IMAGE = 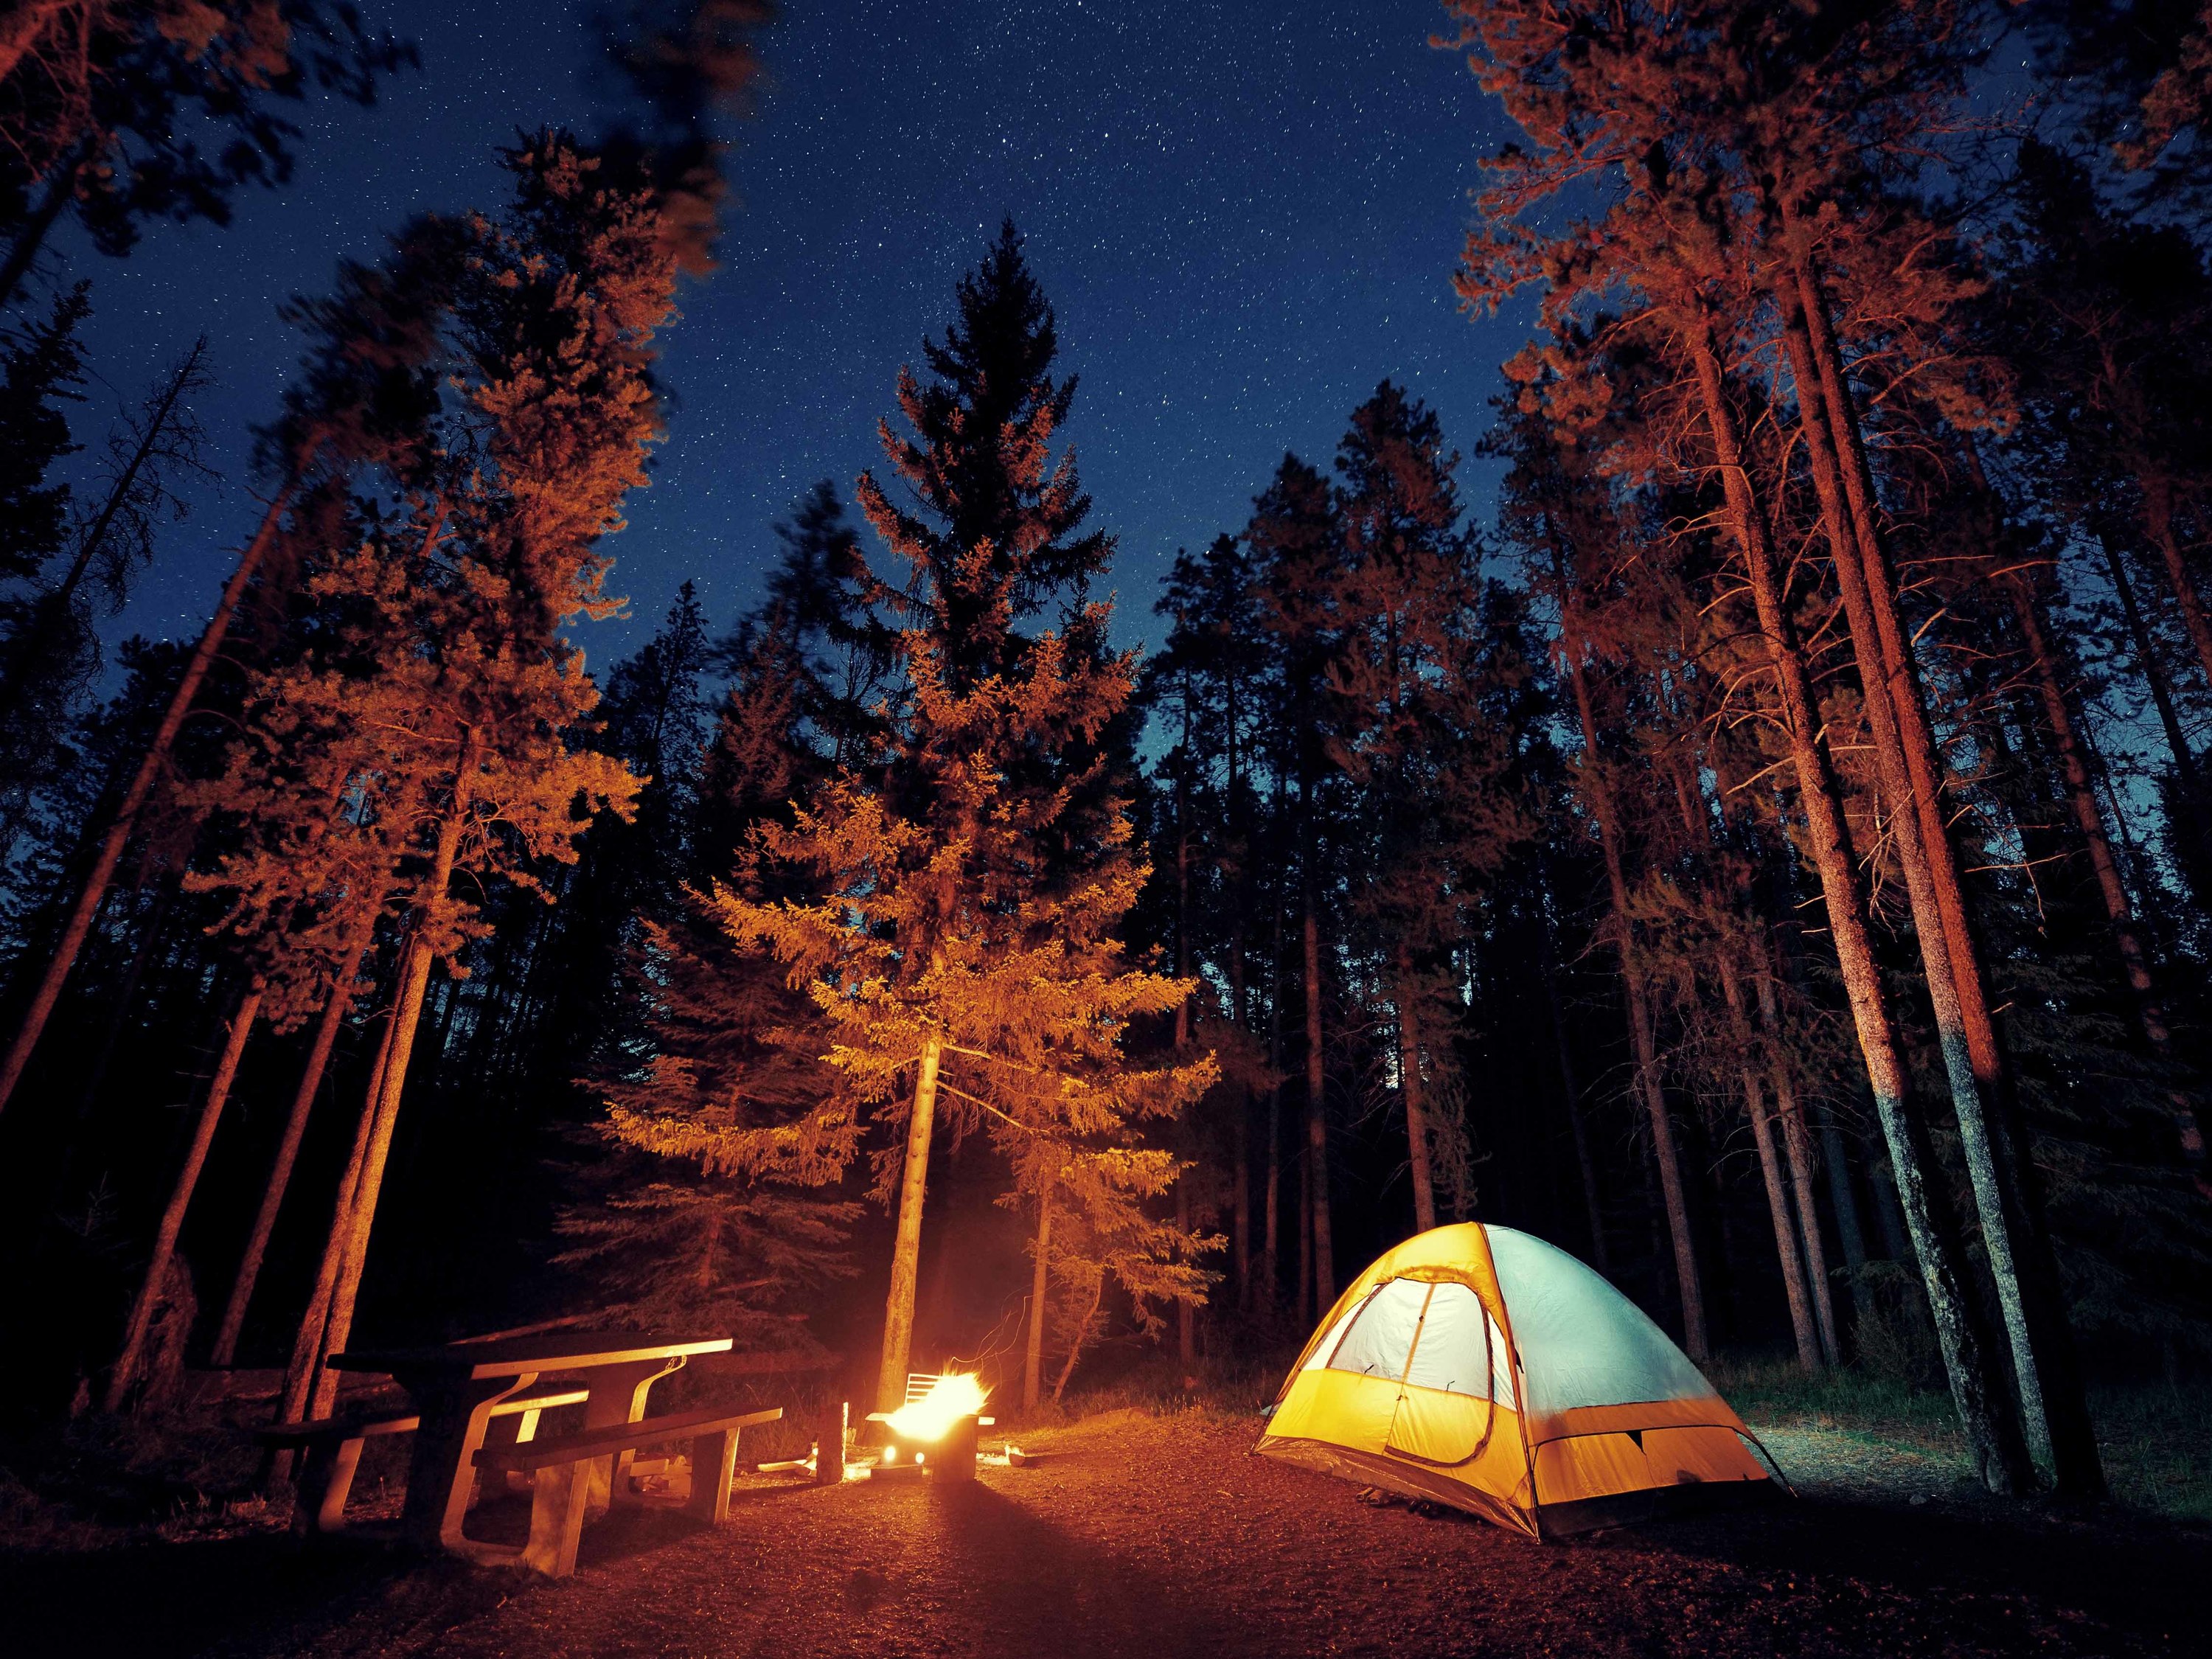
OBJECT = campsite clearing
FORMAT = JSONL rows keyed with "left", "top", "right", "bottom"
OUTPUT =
{"left": 6, "top": 1404, "right": 2203, "bottom": 1658}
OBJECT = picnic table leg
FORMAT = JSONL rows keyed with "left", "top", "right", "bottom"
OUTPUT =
{"left": 580, "top": 1356, "right": 684, "bottom": 1512}
{"left": 477, "top": 1402, "right": 549, "bottom": 1499}
{"left": 292, "top": 1433, "right": 366, "bottom": 1537}
{"left": 686, "top": 1426, "right": 742, "bottom": 1524}
{"left": 522, "top": 1460, "right": 594, "bottom": 1577}
{"left": 394, "top": 1368, "right": 539, "bottom": 1557}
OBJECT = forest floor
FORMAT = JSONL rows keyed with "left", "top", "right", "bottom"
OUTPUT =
{"left": 5, "top": 1401, "right": 2210, "bottom": 1659}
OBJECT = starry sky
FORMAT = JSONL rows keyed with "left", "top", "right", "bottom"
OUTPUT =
{"left": 58, "top": 0, "right": 1528, "bottom": 673}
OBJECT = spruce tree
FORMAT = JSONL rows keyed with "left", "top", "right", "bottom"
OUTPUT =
{"left": 700, "top": 225, "right": 1214, "bottom": 1410}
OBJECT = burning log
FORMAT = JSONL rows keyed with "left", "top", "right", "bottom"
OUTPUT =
{"left": 871, "top": 1372, "right": 990, "bottom": 1481}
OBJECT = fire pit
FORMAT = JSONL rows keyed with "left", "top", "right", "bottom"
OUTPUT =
{"left": 871, "top": 1372, "right": 992, "bottom": 1482}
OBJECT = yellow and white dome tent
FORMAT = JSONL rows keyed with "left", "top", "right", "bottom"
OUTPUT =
{"left": 1256, "top": 1222, "right": 1787, "bottom": 1537}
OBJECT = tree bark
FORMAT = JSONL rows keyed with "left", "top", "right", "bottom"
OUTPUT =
{"left": 2102, "top": 531, "right": 2202, "bottom": 793}
{"left": 2011, "top": 574, "right": 2208, "bottom": 1180}
{"left": 307, "top": 731, "right": 478, "bottom": 1419}
{"left": 1231, "top": 1084, "right": 1252, "bottom": 1310}
{"left": 105, "top": 977, "right": 265, "bottom": 1409}
{"left": 1537, "top": 872, "right": 1609, "bottom": 1273}
{"left": 0, "top": 338, "right": 206, "bottom": 725}
{"left": 1773, "top": 1069, "right": 1840, "bottom": 1366}
{"left": 41, "top": 880, "right": 172, "bottom": 1236}
{"left": 209, "top": 897, "right": 385, "bottom": 1367}
{"left": 1262, "top": 818, "right": 1284, "bottom": 1310}
{"left": 877, "top": 1037, "right": 942, "bottom": 1412}
{"left": 0, "top": 487, "right": 293, "bottom": 1118}
{"left": 1722, "top": 961, "right": 1820, "bottom": 1372}
{"left": 2140, "top": 476, "right": 2212, "bottom": 692}
{"left": 1050, "top": 1273, "right": 1104, "bottom": 1405}
{"left": 1790, "top": 276, "right": 2101, "bottom": 1495}
{"left": 1688, "top": 321, "right": 2029, "bottom": 1492}
{"left": 1783, "top": 302, "right": 2051, "bottom": 1453}
{"left": 1176, "top": 1180, "right": 1195, "bottom": 1369}
{"left": 1394, "top": 948, "right": 1438, "bottom": 1234}
{"left": 1023, "top": 1176, "right": 1051, "bottom": 1413}
{"left": 1561, "top": 610, "right": 1705, "bottom": 1354}
{"left": 274, "top": 995, "right": 397, "bottom": 1452}
{"left": 1301, "top": 898, "right": 1332, "bottom": 1310}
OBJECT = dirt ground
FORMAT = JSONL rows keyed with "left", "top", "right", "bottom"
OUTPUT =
{"left": 7, "top": 1407, "right": 2208, "bottom": 1659}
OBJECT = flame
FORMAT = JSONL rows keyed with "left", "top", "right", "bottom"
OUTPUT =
{"left": 883, "top": 1371, "right": 989, "bottom": 1442}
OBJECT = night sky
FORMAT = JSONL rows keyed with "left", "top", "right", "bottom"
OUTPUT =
{"left": 59, "top": 1, "right": 1524, "bottom": 672}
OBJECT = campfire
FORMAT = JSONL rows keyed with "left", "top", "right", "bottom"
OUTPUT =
{"left": 874, "top": 1372, "right": 992, "bottom": 1480}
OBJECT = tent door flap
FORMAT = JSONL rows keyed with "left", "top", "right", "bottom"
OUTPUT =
{"left": 1382, "top": 1280, "right": 1496, "bottom": 1467}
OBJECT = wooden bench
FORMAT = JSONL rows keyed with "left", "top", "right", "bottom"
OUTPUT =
{"left": 258, "top": 1384, "right": 588, "bottom": 1537}
{"left": 474, "top": 1405, "right": 783, "bottom": 1576}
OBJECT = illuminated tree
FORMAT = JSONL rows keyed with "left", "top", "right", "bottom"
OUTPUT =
{"left": 685, "top": 226, "right": 1214, "bottom": 1412}
{"left": 1444, "top": 0, "right": 2037, "bottom": 1489}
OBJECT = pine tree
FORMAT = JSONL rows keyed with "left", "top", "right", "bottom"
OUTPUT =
{"left": 694, "top": 225, "right": 1216, "bottom": 1411}
{"left": 1328, "top": 382, "right": 1530, "bottom": 1234}
{"left": 1248, "top": 452, "right": 1343, "bottom": 1317}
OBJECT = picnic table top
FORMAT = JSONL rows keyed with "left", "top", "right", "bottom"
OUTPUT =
{"left": 328, "top": 1330, "right": 734, "bottom": 1380}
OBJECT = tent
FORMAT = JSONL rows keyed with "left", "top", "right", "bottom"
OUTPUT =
{"left": 1256, "top": 1222, "right": 1786, "bottom": 1537}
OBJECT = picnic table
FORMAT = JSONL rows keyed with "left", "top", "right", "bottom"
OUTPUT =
{"left": 329, "top": 1329, "right": 733, "bottom": 1563}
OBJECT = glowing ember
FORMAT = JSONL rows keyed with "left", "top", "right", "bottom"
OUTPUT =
{"left": 883, "top": 1371, "right": 989, "bottom": 1443}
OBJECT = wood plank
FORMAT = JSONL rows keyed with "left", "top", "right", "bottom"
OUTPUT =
{"left": 330, "top": 1330, "right": 733, "bottom": 1377}
{"left": 254, "top": 1412, "right": 418, "bottom": 1445}
{"left": 475, "top": 1405, "right": 782, "bottom": 1473}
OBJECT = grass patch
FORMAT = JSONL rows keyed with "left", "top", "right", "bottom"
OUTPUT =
{"left": 1705, "top": 1353, "right": 1966, "bottom": 1456}
{"left": 2093, "top": 1380, "right": 2212, "bottom": 1524}
{"left": 0, "top": 1400, "right": 278, "bottom": 1551}
{"left": 998, "top": 1347, "right": 1297, "bottom": 1436}
{"left": 1706, "top": 1352, "right": 2212, "bottom": 1524}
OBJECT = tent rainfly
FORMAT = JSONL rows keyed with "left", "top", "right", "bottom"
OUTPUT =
{"left": 1256, "top": 1223, "right": 1787, "bottom": 1537}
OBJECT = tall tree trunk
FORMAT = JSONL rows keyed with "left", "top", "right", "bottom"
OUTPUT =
{"left": 1295, "top": 1147, "right": 1312, "bottom": 1322}
{"left": 2011, "top": 574, "right": 2208, "bottom": 1182}
{"left": 1537, "top": 874, "right": 1608, "bottom": 1273}
{"left": 1301, "top": 898, "right": 1332, "bottom": 1310}
{"left": 41, "top": 880, "right": 173, "bottom": 1237}
{"left": 2140, "top": 476, "right": 2212, "bottom": 692}
{"left": 1560, "top": 615, "right": 1705, "bottom": 1354}
{"left": 105, "top": 977, "right": 265, "bottom": 1409}
{"left": 1176, "top": 1180, "right": 1195, "bottom": 1369}
{"left": 1790, "top": 279, "right": 2100, "bottom": 1494}
{"left": 1773, "top": 1068, "right": 1840, "bottom": 1366}
{"left": 1262, "top": 826, "right": 1284, "bottom": 1310}
{"left": 1050, "top": 1273, "right": 1105, "bottom": 1405}
{"left": 275, "top": 996, "right": 398, "bottom": 1451}
{"left": 1395, "top": 947, "right": 1438, "bottom": 1234}
{"left": 0, "top": 488, "right": 293, "bottom": 1117}
{"left": 1228, "top": 909, "right": 1252, "bottom": 1309}
{"left": 0, "top": 338, "right": 207, "bottom": 724}
{"left": 2101, "top": 532, "right": 2201, "bottom": 793}
{"left": 1783, "top": 304, "right": 2051, "bottom": 1457}
{"left": 308, "top": 731, "right": 478, "bottom": 1419}
{"left": 877, "top": 1037, "right": 942, "bottom": 1412}
{"left": 1745, "top": 1069, "right": 1822, "bottom": 1371}
{"left": 1743, "top": 917, "right": 1840, "bottom": 1363}
{"left": 1023, "top": 1175, "right": 1051, "bottom": 1413}
{"left": 1688, "top": 321, "right": 2029, "bottom": 1493}
{"left": 1721, "top": 960, "right": 1820, "bottom": 1373}
{"left": 209, "top": 898, "right": 385, "bottom": 1367}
